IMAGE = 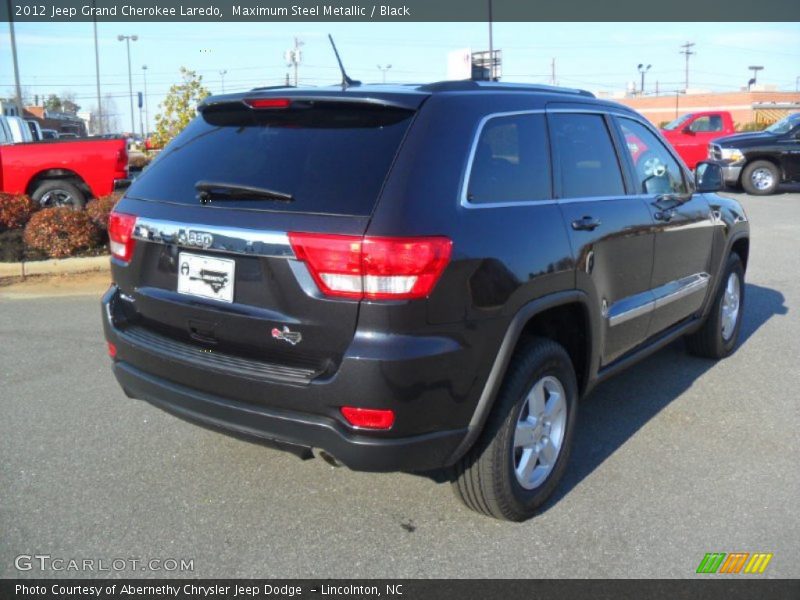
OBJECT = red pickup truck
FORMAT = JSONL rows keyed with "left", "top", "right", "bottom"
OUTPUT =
{"left": 0, "top": 137, "right": 129, "bottom": 208}
{"left": 660, "top": 111, "right": 736, "bottom": 169}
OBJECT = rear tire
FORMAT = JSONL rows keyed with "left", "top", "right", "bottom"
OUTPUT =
{"left": 452, "top": 337, "right": 578, "bottom": 521}
{"left": 31, "top": 180, "right": 86, "bottom": 209}
{"left": 741, "top": 160, "right": 779, "bottom": 195}
{"left": 685, "top": 253, "right": 745, "bottom": 359}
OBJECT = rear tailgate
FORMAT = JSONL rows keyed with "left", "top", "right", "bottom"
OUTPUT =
{"left": 110, "top": 91, "right": 423, "bottom": 391}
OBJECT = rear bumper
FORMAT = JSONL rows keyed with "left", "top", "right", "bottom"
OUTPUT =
{"left": 113, "top": 361, "right": 466, "bottom": 472}
{"left": 102, "top": 285, "right": 477, "bottom": 472}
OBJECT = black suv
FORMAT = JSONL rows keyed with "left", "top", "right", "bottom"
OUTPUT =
{"left": 102, "top": 81, "right": 749, "bottom": 521}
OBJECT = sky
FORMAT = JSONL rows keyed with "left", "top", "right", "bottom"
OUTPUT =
{"left": 1, "top": 21, "right": 799, "bottom": 133}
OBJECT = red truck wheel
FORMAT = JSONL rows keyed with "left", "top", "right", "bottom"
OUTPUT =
{"left": 31, "top": 180, "right": 87, "bottom": 209}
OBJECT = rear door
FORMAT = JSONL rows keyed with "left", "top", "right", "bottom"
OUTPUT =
{"left": 548, "top": 108, "right": 656, "bottom": 365}
{"left": 112, "top": 96, "right": 419, "bottom": 389}
{"left": 613, "top": 116, "right": 714, "bottom": 336}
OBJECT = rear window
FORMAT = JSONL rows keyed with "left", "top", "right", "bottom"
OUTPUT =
{"left": 127, "top": 102, "right": 414, "bottom": 216}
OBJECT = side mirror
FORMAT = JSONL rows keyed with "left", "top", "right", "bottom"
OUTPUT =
{"left": 682, "top": 126, "right": 695, "bottom": 135}
{"left": 695, "top": 161, "right": 724, "bottom": 193}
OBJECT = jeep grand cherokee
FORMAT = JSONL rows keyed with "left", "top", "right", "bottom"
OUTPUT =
{"left": 102, "top": 81, "right": 749, "bottom": 521}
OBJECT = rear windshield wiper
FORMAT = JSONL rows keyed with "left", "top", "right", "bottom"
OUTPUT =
{"left": 195, "top": 181, "right": 294, "bottom": 204}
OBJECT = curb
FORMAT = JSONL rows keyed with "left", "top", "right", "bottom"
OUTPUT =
{"left": 0, "top": 255, "right": 110, "bottom": 279}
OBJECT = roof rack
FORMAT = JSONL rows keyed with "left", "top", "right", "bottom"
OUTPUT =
{"left": 417, "top": 80, "right": 594, "bottom": 97}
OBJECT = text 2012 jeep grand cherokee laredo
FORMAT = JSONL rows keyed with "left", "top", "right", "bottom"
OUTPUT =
{"left": 102, "top": 81, "right": 749, "bottom": 521}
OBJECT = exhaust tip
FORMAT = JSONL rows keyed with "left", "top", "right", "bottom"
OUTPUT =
{"left": 313, "top": 448, "right": 343, "bottom": 467}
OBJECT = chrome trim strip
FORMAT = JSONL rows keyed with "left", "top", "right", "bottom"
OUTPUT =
{"left": 653, "top": 272, "right": 710, "bottom": 310}
{"left": 132, "top": 217, "right": 294, "bottom": 258}
{"left": 608, "top": 272, "right": 710, "bottom": 327}
{"left": 608, "top": 299, "right": 654, "bottom": 327}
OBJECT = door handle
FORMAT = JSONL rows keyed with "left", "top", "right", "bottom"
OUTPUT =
{"left": 571, "top": 216, "right": 601, "bottom": 231}
{"left": 654, "top": 209, "right": 675, "bottom": 222}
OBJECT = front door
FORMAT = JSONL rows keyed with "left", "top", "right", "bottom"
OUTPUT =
{"left": 614, "top": 116, "right": 715, "bottom": 337}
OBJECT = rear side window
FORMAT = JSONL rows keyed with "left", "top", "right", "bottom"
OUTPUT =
{"left": 549, "top": 113, "right": 625, "bottom": 199}
{"left": 466, "top": 113, "right": 551, "bottom": 204}
{"left": 127, "top": 102, "right": 414, "bottom": 216}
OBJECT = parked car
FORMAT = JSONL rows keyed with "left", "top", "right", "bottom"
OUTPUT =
{"left": 710, "top": 112, "right": 800, "bottom": 195}
{"left": 58, "top": 133, "right": 79, "bottom": 140}
{"left": 102, "top": 81, "right": 749, "bottom": 521}
{"left": 40, "top": 129, "right": 59, "bottom": 140}
{"left": 0, "top": 136, "right": 129, "bottom": 208}
{"left": 6, "top": 116, "right": 34, "bottom": 143}
{"left": 661, "top": 111, "right": 736, "bottom": 170}
{"left": 25, "top": 119, "right": 43, "bottom": 141}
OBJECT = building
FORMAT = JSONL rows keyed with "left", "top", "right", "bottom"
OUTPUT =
{"left": 23, "top": 106, "right": 87, "bottom": 137}
{"left": 615, "top": 90, "right": 800, "bottom": 127}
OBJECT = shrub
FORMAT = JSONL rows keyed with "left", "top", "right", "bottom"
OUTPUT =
{"left": 85, "top": 194, "right": 121, "bottom": 231}
{"left": 24, "top": 208, "right": 100, "bottom": 258}
{"left": 128, "top": 152, "right": 153, "bottom": 170}
{"left": 0, "top": 193, "right": 39, "bottom": 231}
{"left": 736, "top": 121, "right": 769, "bottom": 132}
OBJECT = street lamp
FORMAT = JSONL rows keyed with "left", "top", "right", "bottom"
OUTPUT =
{"left": 219, "top": 70, "right": 228, "bottom": 93}
{"left": 637, "top": 63, "right": 652, "bottom": 95}
{"left": 748, "top": 65, "right": 764, "bottom": 90}
{"left": 118, "top": 34, "right": 138, "bottom": 134}
{"left": 141, "top": 65, "right": 149, "bottom": 137}
{"left": 377, "top": 64, "right": 392, "bottom": 83}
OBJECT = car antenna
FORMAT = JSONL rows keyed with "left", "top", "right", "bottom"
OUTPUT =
{"left": 328, "top": 34, "right": 361, "bottom": 89}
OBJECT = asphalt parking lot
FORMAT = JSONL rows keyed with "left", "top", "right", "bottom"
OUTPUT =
{"left": 1, "top": 188, "right": 798, "bottom": 579}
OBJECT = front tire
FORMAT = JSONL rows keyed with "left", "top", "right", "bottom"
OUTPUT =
{"left": 685, "top": 253, "right": 745, "bottom": 359}
{"left": 741, "top": 160, "right": 779, "bottom": 195}
{"left": 452, "top": 337, "right": 578, "bottom": 521}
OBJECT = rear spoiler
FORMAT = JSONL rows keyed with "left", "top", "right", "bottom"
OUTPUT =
{"left": 199, "top": 91, "right": 427, "bottom": 113}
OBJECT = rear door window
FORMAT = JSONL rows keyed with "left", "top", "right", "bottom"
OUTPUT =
{"left": 466, "top": 113, "right": 551, "bottom": 204}
{"left": 548, "top": 113, "right": 626, "bottom": 199}
{"left": 128, "top": 102, "right": 415, "bottom": 216}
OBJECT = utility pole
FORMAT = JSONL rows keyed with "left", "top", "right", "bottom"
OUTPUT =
{"left": 488, "top": 0, "right": 494, "bottom": 80}
{"left": 679, "top": 42, "right": 695, "bottom": 92}
{"left": 141, "top": 65, "right": 149, "bottom": 136}
{"left": 551, "top": 57, "right": 556, "bottom": 86}
{"left": 377, "top": 64, "right": 392, "bottom": 83}
{"left": 92, "top": 0, "right": 103, "bottom": 134}
{"left": 7, "top": 0, "right": 24, "bottom": 116}
{"left": 219, "top": 69, "right": 227, "bottom": 93}
{"left": 285, "top": 37, "right": 304, "bottom": 86}
{"left": 118, "top": 34, "right": 138, "bottom": 134}
{"left": 655, "top": 80, "right": 659, "bottom": 96}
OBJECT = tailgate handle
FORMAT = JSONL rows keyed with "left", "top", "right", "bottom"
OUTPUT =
{"left": 189, "top": 319, "right": 218, "bottom": 345}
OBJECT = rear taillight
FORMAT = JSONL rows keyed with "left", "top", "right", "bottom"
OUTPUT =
{"left": 108, "top": 211, "right": 137, "bottom": 263}
{"left": 115, "top": 146, "right": 128, "bottom": 174}
{"left": 340, "top": 406, "right": 395, "bottom": 430}
{"left": 245, "top": 97, "right": 292, "bottom": 109}
{"left": 288, "top": 233, "right": 452, "bottom": 300}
